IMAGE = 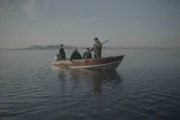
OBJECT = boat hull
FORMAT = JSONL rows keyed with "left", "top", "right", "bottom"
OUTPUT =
{"left": 51, "top": 55, "right": 124, "bottom": 70}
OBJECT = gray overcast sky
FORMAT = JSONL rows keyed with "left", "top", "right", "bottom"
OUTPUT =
{"left": 0, "top": 0, "right": 180, "bottom": 48}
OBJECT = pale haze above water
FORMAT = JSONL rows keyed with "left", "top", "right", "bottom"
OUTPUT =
{"left": 0, "top": 0, "right": 180, "bottom": 49}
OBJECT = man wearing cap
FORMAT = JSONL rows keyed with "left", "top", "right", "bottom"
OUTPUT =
{"left": 91, "top": 38, "right": 102, "bottom": 58}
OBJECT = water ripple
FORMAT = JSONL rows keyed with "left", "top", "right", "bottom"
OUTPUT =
{"left": 1, "top": 49, "right": 180, "bottom": 120}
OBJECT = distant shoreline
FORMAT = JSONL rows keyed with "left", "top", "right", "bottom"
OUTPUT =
{"left": 2, "top": 44, "right": 180, "bottom": 50}
{"left": 1, "top": 47, "right": 180, "bottom": 50}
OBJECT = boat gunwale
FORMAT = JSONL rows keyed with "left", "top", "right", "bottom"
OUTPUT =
{"left": 52, "top": 55, "right": 125, "bottom": 63}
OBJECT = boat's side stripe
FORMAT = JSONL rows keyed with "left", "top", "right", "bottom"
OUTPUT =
{"left": 69, "top": 60, "right": 121, "bottom": 69}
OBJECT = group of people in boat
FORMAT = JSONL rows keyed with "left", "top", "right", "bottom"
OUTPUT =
{"left": 57, "top": 38, "right": 102, "bottom": 61}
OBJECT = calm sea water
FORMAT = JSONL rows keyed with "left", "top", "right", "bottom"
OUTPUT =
{"left": 0, "top": 49, "right": 180, "bottom": 120}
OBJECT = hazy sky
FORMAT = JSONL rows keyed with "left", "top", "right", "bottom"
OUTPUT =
{"left": 0, "top": 0, "right": 180, "bottom": 48}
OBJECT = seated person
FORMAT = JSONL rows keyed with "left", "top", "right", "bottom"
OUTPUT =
{"left": 59, "top": 44, "right": 66, "bottom": 60}
{"left": 83, "top": 48, "right": 92, "bottom": 59}
{"left": 70, "top": 48, "right": 82, "bottom": 60}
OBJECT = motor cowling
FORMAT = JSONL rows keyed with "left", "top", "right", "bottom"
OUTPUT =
{"left": 54, "top": 54, "right": 60, "bottom": 61}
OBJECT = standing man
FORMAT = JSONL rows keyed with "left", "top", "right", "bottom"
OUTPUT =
{"left": 91, "top": 38, "right": 102, "bottom": 58}
{"left": 59, "top": 44, "right": 66, "bottom": 60}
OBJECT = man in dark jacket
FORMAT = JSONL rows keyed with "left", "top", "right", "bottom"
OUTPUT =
{"left": 59, "top": 44, "right": 66, "bottom": 60}
{"left": 83, "top": 48, "right": 92, "bottom": 59}
{"left": 91, "top": 38, "right": 102, "bottom": 58}
{"left": 70, "top": 48, "right": 82, "bottom": 60}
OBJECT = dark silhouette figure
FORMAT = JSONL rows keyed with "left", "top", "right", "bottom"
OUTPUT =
{"left": 83, "top": 48, "right": 92, "bottom": 59}
{"left": 59, "top": 44, "right": 66, "bottom": 60}
{"left": 70, "top": 48, "right": 82, "bottom": 60}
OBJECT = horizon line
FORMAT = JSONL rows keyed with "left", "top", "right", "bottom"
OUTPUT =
{"left": 1, "top": 46, "right": 180, "bottom": 50}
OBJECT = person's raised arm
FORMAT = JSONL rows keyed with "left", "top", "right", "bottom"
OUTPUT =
{"left": 90, "top": 44, "right": 95, "bottom": 52}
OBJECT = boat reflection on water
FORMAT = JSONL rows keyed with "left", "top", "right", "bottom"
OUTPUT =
{"left": 52, "top": 66, "right": 123, "bottom": 94}
{"left": 83, "top": 69, "right": 123, "bottom": 93}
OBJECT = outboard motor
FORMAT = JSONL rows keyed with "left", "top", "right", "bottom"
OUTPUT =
{"left": 54, "top": 54, "right": 60, "bottom": 61}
